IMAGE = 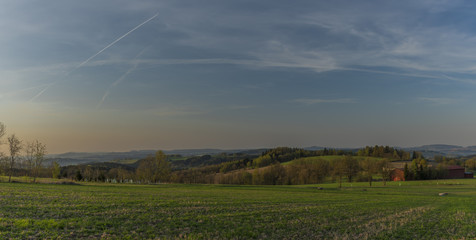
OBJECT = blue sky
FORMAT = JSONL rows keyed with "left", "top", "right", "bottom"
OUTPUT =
{"left": 1, "top": 0, "right": 476, "bottom": 153}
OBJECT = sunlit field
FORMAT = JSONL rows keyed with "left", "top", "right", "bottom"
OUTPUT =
{"left": 0, "top": 179, "right": 475, "bottom": 239}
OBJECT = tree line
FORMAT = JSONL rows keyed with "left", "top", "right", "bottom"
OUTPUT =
{"left": 0, "top": 122, "right": 174, "bottom": 184}
{"left": 60, "top": 151, "right": 171, "bottom": 184}
{"left": 0, "top": 122, "right": 49, "bottom": 182}
{"left": 169, "top": 146, "right": 468, "bottom": 186}
{"left": 1, "top": 125, "right": 471, "bottom": 186}
{"left": 357, "top": 145, "right": 411, "bottom": 159}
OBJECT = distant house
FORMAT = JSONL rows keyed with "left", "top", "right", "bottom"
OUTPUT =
{"left": 391, "top": 168, "right": 405, "bottom": 181}
{"left": 446, "top": 165, "right": 465, "bottom": 179}
{"left": 464, "top": 172, "right": 474, "bottom": 178}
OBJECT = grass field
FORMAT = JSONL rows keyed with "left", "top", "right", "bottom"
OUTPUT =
{"left": 0, "top": 179, "right": 475, "bottom": 239}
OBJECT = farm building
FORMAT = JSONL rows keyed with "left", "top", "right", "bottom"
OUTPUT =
{"left": 464, "top": 172, "right": 474, "bottom": 178}
{"left": 446, "top": 165, "right": 465, "bottom": 179}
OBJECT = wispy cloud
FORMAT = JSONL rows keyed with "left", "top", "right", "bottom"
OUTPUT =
{"left": 231, "top": 1, "right": 476, "bottom": 80}
{"left": 418, "top": 97, "right": 459, "bottom": 105}
{"left": 144, "top": 107, "right": 207, "bottom": 117}
{"left": 87, "top": 57, "right": 476, "bottom": 85}
{"left": 228, "top": 105, "right": 256, "bottom": 110}
{"left": 292, "top": 98, "right": 357, "bottom": 105}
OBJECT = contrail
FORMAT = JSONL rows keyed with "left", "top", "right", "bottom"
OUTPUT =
{"left": 96, "top": 48, "right": 148, "bottom": 108}
{"left": 30, "top": 12, "right": 159, "bottom": 101}
{"left": 30, "top": 83, "right": 54, "bottom": 101}
{"left": 96, "top": 64, "right": 137, "bottom": 108}
{"left": 2, "top": 83, "right": 50, "bottom": 98}
{"left": 75, "top": 13, "right": 158, "bottom": 71}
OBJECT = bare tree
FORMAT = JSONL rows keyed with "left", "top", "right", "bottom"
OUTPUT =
{"left": 0, "top": 122, "right": 5, "bottom": 175}
{"left": 0, "top": 122, "right": 5, "bottom": 141}
{"left": 332, "top": 159, "right": 346, "bottom": 188}
{"left": 7, "top": 134, "right": 22, "bottom": 182}
{"left": 31, "top": 140, "right": 47, "bottom": 183}
{"left": 25, "top": 141, "right": 35, "bottom": 178}
{"left": 343, "top": 155, "right": 359, "bottom": 183}
{"left": 378, "top": 158, "right": 392, "bottom": 186}
{"left": 360, "top": 158, "right": 376, "bottom": 187}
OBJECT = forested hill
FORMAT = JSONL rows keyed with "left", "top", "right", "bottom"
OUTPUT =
{"left": 404, "top": 145, "right": 476, "bottom": 158}
{"left": 57, "top": 146, "right": 418, "bottom": 182}
{"left": 47, "top": 149, "right": 266, "bottom": 166}
{"left": 47, "top": 144, "right": 476, "bottom": 167}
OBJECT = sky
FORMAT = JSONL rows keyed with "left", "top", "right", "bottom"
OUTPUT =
{"left": 2, "top": 0, "right": 476, "bottom": 153}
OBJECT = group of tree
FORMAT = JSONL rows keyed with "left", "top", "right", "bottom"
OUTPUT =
{"left": 465, "top": 157, "right": 476, "bottom": 171}
{"left": 402, "top": 157, "right": 463, "bottom": 181}
{"left": 357, "top": 145, "right": 411, "bottom": 160}
{"left": 62, "top": 162, "right": 135, "bottom": 182}
{"left": 0, "top": 122, "right": 174, "bottom": 184}
{"left": 171, "top": 154, "right": 395, "bottom": 186}
{"left": 252, "top": 147, "right": 353, "bottom": 168}
{"left": 63, "top": 146, "right": 414, "bottom": 185}
{"left": 0, "top": 122, "right": 48, "bottom": 183}
{"left": 434, "top": 155, "right": 464, "bottom": 166}
{"left": 170, "top": 146, "right": 476, "bottom": 186}
{"left": 171, "top": 152, "right": 258, "bottom": 170}
{"left": 60, "top": 151, "right": 171, "bottom": 184}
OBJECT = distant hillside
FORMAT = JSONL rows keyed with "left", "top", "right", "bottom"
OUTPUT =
{"left": 46, "top": 144, "right": 476, "bottom": 167}
{"left": 303, "top": 146, "right": 325, "bottom": 151}
{"left": 47, "top": 150, "right": 156, "bottom": 166}
{"left": 47, "top": 149, "right": 267, "bottom": 166}
{"left": 404, "top": 145, "right": 476, "bottom": 158}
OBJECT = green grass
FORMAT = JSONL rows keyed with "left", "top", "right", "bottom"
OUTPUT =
{"left": 0, "top": 179, "right": 475, "bottom": 239}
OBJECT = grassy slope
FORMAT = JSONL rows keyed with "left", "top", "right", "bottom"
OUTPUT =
{"left": 282, "top": 155, "right": 384, "bottom": 165}
{"left": 0, "top": 179, "right": 474, "bottom": 239}
{"left": 108, "top": 159, "right": 140, "bottom": 164}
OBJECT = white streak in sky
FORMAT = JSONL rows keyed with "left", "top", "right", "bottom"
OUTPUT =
{"left": 30, "top": 83, "right": 54, "bottom": 101}
{"left": 75, "top": 13, "right": 158, "bottom": 71}
{"left": 96, "top": 48, "right": 148, "bottom": 108}
{"left": 419, "top": 97, "right": 458, "bottom": 105}
{"left": 2, "top": 84, "right": 50, "bottom": 98}
{"left": 292, "top": 98, "right": 357, "bottom": 105}
{"left": 85, "top": 57, "right": 476, "bottom": 84}
{"left": 30, "top": 12, "right": 159, "bottom": 102}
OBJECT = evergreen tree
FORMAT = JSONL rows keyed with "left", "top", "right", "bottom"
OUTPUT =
{"left": 404, "top": 163, "right": 410, "bottom": 180}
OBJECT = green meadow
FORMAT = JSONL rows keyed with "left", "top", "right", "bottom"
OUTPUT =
{"left": 0, "top": 179, "right": 475, "bottom": 239}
